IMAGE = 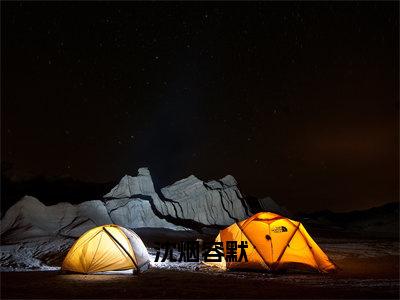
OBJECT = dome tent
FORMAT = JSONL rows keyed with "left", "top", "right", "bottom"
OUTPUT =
{"left": 62, "top": 224, "right": 150, "bottom": 274}
{"left": 206, "top": 212, "right": 336, "bottom": 273}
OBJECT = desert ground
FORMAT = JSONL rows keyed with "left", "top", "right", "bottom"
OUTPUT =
{"left": 1, "top": 237, "right": 398, "bottom": 299}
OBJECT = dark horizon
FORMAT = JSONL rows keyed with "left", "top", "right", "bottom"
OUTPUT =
{"left": 2, "top": 2, "right": 399, "bottom": 213}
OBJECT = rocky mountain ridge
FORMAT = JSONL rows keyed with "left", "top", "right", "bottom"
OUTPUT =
{"left": 1, "top": 168, "right": 256, "bottom": 244}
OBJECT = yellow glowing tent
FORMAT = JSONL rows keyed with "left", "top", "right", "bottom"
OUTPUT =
{"left": 206, "top": 212, "right": 336, "bottom": 273}
{"left": 62, "top": 224, "right": 150, "bottom": 274}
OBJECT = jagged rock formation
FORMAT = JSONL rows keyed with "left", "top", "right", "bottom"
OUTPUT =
{"left": 104, "top": 168, "right": 250, "bottom": 228}
{"left": 1, "top": 168, "right": 252, "bottom": 243}
{"left": 160, "top": 174, "right": 250, "bottom": 225}
{"left": 104, "top": 168, "right": 155, "bottom": 199}
{"left": 0, "top": 195, "right": 183, "bottom": 244}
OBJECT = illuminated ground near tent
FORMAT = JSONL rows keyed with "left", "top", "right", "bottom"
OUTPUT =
{"left": 1, "top": 238, "right": 398, "bottom": 298}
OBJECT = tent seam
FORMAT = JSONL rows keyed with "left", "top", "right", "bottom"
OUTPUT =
{"left": 273, "top": 221, "right": 301, "bottom": 270}
{"left": 63, "top": 230, "right": 102, "bottom": 263}
{"left": 87, "top": 232, "right": 103, "bottom": 273}
{"left": 297, "top": 226, "right": 336, "bottom": 272}
{"left": 236, "top": 222, "right": 270, "bottom": 269}
{"left": 118, "top": 227, "right": 138, "bottom": 268}
{"left": 103, "top": 227, "right": 139, "bottom": 271}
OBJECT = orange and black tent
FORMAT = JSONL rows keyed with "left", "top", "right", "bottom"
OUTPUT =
{"left": 206, "top": 212, "right": 336, "bottom": 273}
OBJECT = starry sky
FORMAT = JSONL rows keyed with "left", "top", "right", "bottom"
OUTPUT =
{"left": 2, "top": 2, "right": 398, "bottom": 212}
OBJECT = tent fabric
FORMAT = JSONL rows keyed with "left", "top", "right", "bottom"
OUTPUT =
{"left": 61, "top": 224, "right": 150, "bottom": 274}
{"left": 206, "top": 212, "right": 336, "bottom": 273}
{"left": 119, "top": 227, "right": 150, "bottom": 271}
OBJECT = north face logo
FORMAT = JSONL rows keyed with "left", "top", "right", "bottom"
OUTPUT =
{"left": 272, "top": 226, "right": 288, "bottom": 233}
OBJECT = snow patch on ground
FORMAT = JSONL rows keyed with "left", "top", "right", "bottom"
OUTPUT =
{"left": 148, "top": 248, "right": 203, "bottom": 272}
{"left": 0, "top": 237, "right": 73, "bottom": 272}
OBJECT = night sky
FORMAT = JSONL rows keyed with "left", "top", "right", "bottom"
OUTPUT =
{"left": 2, "top": 2, "right": 398, "bottom": 213}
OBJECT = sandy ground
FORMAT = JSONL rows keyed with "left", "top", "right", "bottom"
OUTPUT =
{"left": 1, "top": 238, "right": 399, "bottom": 299}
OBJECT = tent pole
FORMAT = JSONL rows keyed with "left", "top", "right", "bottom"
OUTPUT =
{"left": 272, "top": 221, "right": 301, "bottom": 270}
{"left": 236, "top": 222, "right": 271, "bottom": 269}
{"left": 102, "top": 227, "right": 139, "bottom": 273}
